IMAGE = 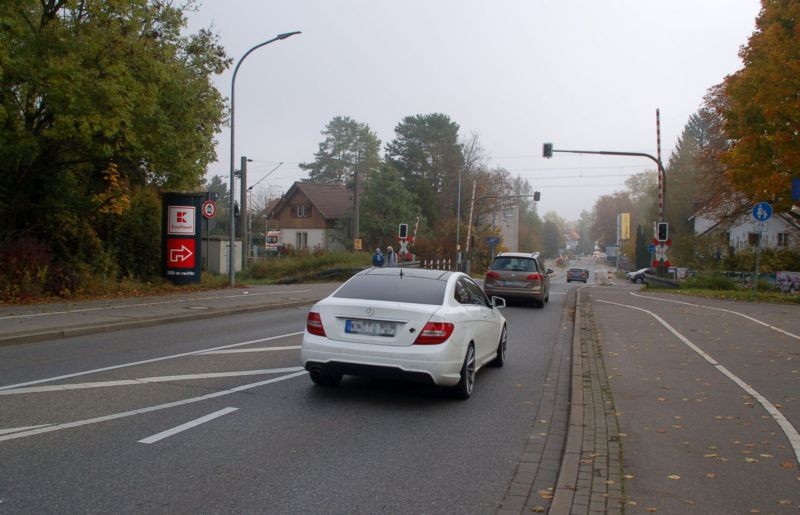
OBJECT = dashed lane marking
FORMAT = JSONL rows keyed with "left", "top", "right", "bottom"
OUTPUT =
{"left": 0, "top": 371, "right": 307, "bottom": 443}
{"left": 138, "top": 407, "right": 238, "bottom": 444}
{"left": 0, "top": 290, "right": 312, "bottom": 321}
{"left": 0, "top": 367, "right": 304, "bottom": 395}
{"left": 0, "top": 332, "right": 304, "bottom": 391}
{"left": 200, "top": 345, "right": 301, "bottom": 355}
{"left": 597, "top": 299, "right": 800, "bottom": 465}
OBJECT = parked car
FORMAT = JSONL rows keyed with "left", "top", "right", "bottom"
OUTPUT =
{"left": 483, "top": 252, "right": 552, "bottom": 308}
{"left": 567, "top": 268, "right": 589, "bottom": 283}
{"left": 627, "top": 267, "right": 654, "bottom": 284}
{"left": 301, "top": 267, "right": 507, "bottom": 399}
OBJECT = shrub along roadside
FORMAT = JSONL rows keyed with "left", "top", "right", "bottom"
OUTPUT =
{"left": 241, "top": 252, "right": 372, "bottom": 283}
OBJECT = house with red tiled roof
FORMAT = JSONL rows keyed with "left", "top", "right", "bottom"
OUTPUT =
{"left": 267, "top": 182, "right": 352, "bottom": 252}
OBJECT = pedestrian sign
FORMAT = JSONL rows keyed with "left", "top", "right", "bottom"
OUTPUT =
{"left": 752, "top": 202, "right": 772, "bottom": 222}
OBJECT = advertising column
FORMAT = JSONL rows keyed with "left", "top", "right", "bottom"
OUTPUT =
{"left": 162, "top": 192, "right": 205, "bottom": 285}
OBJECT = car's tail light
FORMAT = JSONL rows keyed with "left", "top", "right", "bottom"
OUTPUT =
{"left": 486, "top": 271, "right": 500, "bottom": 280}
{"left": 306, "top": 311, "right": 326, "bottom": 337}
{"left": 413, "top": 322, "right": 454, "bottom": 345}
{"left": 526, "top": 273, "right": 542, "bottom": 282}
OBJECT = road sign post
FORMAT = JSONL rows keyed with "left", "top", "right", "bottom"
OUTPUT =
{"left": 752, "top": 202, "right": 772, "bottom": 294}
{"left": 162, "top": 192, "right": 204, "bottom": 285}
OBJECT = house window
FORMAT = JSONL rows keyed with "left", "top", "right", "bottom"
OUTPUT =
{"left": 296, "top": 232, "right": 308, "bottom": 249}
{"left": 777, "top": 232, "right": 789, "bottom": 247}
{"left": 295, "top": 203, "right": 310, "bottom": 218}
{"left": 748, "top": 233, "right": 760, "bottom": 246}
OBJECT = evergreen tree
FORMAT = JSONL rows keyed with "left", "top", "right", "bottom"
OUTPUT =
{"left": 299, "top": 116, "right": 380, "bottom": 187}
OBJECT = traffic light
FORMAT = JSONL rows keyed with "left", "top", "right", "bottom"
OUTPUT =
{"left": 533, "top": 191, "right": 541, "bottom": 201}
{"left": 398, "top": 223, "right": 408, "bottom": 239}
{"left": 542, "top": 143, "right": 553, "bottom": 158}
{"left": 657, "top": 222, "right": 668, "bottom": 242}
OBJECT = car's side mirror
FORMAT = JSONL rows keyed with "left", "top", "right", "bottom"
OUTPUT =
{"left": 546, "top": 268, "right": 554, "bottom": 275}
{"left": 491, "top": 296, "right": 506, "bottom": 309}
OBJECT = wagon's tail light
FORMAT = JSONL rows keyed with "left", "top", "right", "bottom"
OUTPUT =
{"left": 526, "top": 273, "right": 542, "bottom": 282}
{"left": 413, "top": 322, "right": 454, "bottom": 345}
{"left": 485, "top": 271, "right": 500, "bottom": 280}
{"left": 306, "top": 311, "right": 326, "bottom": 337}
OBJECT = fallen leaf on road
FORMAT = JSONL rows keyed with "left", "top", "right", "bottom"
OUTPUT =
{"left": 780, "top": 462, "right": 795, "bottom": 468}
{"left": 624, "top": 474, "right": 634, "bottom": 480}
{"left": 646, "top": 507, "right": 657, "bottom": 512}
{"left": 537, "top": 490, "right": 553, "bottom": 499}
{"left": 777, "top": 500, "right": 790, "bottom": 506}
{"left": 530, "top": 506, "right": 545, "bottom": 513}
{"left": 745, "top": 458, "right": 758, "bottom": 463}
{"left": 667, "top": 474, "right": 680, "bottom": 480}
{"left": 704, "top": 454, "right": 719, "bottom": 458}
{"left": 706, "top": 473, "right": 716, "bottom": 478}
{"left": 685, "top": 500, "right": 695, "bottom": 506}
{"left": 657, "top": 397, "right": 667, "bottom": 401}
{"left": 759, "top": 454, "right": 773, "bottom": 459}
{"left": 605, "top": 480, "right": 615, "bottom": 485}
{"left": 656, "top": 428, "right": 667, "bottom": 433}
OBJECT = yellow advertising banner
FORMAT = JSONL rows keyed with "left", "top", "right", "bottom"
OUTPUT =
{"left": 620, "top": 213, "right": 630, "bottom": 240}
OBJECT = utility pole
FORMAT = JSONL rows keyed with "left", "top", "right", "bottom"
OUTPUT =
{"left": 239, "top": 156, "right": 249, "bottom": 271}
{"left": 353, "top": 169, "right": 360, "bottom": 247}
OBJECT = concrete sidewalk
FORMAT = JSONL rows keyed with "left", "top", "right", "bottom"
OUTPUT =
{"left": 0, "top": 283, "right": 339, "bottom": 346}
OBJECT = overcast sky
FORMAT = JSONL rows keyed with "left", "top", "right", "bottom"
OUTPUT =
{"left": 187, "top": 0, "right": 761, "bottom": 222}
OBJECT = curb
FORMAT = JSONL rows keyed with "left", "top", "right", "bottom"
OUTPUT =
{"left": 0, "top": 298, "right": 320, "bottom": 347}
{"left": 549, "top": 288, "right": 583, "bottom": 513}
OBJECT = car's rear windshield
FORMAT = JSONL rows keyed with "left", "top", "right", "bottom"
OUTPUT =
{"left": 333, "top": 274, "right": 446, "bottom": 305}
{"left": 490, "top": 257, "right": 537, "bottom": 272}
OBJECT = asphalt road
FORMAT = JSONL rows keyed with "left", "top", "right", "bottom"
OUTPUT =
{"left": 589, "top": 282, "right": 800, "bottom": 513}
{"left": 0, "top": 276, "right": 579, "bottom": 513}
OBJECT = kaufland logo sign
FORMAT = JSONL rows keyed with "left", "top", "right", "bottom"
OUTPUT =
{"left": 167, "top": 206, "right": 195, "bottom": 235}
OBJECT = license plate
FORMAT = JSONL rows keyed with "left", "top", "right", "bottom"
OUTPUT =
{"left": 345, "top": 319, "right": 396, "bottom": 337}
{"left": 503, "top": 280, "right": 525, "bottom": 287}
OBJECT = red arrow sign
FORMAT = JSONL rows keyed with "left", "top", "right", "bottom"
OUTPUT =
{"left": 166, "top": 239, "right": 195, "bottom": 268}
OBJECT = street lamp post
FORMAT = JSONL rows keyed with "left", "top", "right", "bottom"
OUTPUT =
{"left": 228, "top": 31, "right": 300, "bottom": 287}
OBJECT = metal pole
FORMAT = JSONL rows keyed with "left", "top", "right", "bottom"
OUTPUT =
{"left": 456, "top": 166, "right": 462, "bottom": 270}
{"left": 240, "top": 156, "right": 248, "bottom": 271}
{"left": 228, "top": 32, "right": 301, "bottom": 287}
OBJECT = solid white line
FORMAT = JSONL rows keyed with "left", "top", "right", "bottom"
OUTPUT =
{"left": 629, "top": 291, "right": 800, "bottom": 341}
{"left": 200, "top": 345, "right": 301, "bottom": 355}
{"left": 0, "top": 371, "right": 307, "bottom": 443}
{"left": 137, "top": 407, "right": 238, "bottom": 444}
{"left": 0, "top": 290, "right": 311, "bottom": 321}
{"left": 0, "top": 367, "right": 304, "bottom": 395}
{"left": 0, "top": 332, "right": 304, "bottom": 391}
{"left": 597, "top": 298, "right": 800, "bottom": 465}
{"left": 0, "top": 424, "right": 53, "bottom": 436}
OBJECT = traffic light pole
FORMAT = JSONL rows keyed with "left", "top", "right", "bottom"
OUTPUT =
{"left": 543, "top": 144, "right": 669, "bottom": 276}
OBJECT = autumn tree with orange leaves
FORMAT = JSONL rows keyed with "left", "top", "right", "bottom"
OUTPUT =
{"left": 703, "top": 0, "right": 800, "bottom": 212}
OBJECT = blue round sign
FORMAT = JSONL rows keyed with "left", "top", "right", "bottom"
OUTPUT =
{"left": 753, "top": 202, "right": 773, "bottom": 222}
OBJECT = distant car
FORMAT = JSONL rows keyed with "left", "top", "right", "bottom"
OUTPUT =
{"left": 483, "top": 252, "right": 552, "bottom": 308}
{"left": 301, "top": 267, "right": 507, "bottom": 399}
{"left": 567, "top": 268, "right": 589, "bottom": 283}
{"left": 627, "top": 267, "right": 654, "bottom": 284}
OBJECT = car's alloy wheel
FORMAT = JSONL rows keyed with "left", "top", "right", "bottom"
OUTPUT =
{"left": 451, "top": 344, "right": 476, "bottom": 399}
{"left": 490, "top": 326, "right": 507, "bottom": 367}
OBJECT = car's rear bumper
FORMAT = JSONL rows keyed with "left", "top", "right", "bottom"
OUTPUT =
{"left": 301, "top": 333, "right": 464, "bottom": 386}
{"left": 483, "top": 286, "right": 545, "bottom": 301}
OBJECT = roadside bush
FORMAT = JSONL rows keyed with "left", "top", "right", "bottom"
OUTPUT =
{"left": 243, "top": 252, "right": 370, "bottom": 282}
{"left": 683, "top": 273, "right": 738, "bottom": 290}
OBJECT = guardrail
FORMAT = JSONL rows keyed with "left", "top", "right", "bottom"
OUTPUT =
{"left": 644, "top": 275, "right": 679, "bottom": 289}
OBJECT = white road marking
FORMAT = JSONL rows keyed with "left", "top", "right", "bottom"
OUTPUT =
{"left": 0, "top": 332, "right": 304, "bottom": 391}
{"left": 0, "top": 367, "right": 304, "bottom": 395}
{"left": 200, "top": 345, "right": 300, "bottom": 355}
{"left": 597, "top": 299, "right": 800, "bottom": 465}
{"left": 549, "top": 292, "right": 568, "bottom": 296}
{"left": 138, "top": 407, "right": 238, "bottom": 444}
{"left": 629, "top": 291, "right": 800, "bottom": 341}
{"left": 0, "top": 371, "right": 307, "bottom": 443}
{"left": 0, "top": 424, "right": 53, "bottom": 436}
{"left": 0, "top": 290, "right": 311, "bottom": 321}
